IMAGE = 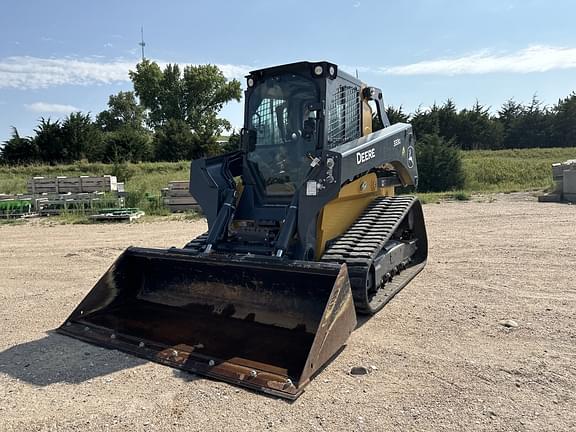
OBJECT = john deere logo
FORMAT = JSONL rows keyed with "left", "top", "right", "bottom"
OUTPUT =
{"left": 407, "top": 146, "right": 415, "bottom": 168}
{"left": 357, "top": 148, "right": 375, "bottom": 165}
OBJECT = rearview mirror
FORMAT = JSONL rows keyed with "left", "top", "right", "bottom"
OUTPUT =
{"left": 241, "top": 128, "right": 257, "bottom": 152}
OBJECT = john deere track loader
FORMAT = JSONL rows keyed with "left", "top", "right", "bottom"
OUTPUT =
{"left": 58, "top": 61, "right": 428, "bottom": 399}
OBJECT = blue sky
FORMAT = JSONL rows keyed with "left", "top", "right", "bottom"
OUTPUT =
{"left": 1, "top": 0, "right": 575, "bottom": 143}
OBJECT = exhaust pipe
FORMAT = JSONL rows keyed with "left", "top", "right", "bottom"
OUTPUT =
{"left": 58, "top": 247, "right": 357, "bottom": 399}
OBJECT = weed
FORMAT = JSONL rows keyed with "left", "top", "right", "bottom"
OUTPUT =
{"left": 452, "top": 191, "right": 470, "bottom": 201}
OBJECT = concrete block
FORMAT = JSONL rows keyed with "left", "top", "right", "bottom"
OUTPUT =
{"left": 563, "top": 169, "right": 576, "bottom": 194}
{"left": 552, "top": 163, "right": 564, "bottom": 180}
{"left": 538, "top": 194, "right": 561, "bottom": 203}
{"left": 553, "top": 180, "right": 563, "bottom": 193}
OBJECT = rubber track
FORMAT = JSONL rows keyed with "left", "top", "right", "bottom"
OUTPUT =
{"left": 183, "top": 232, "right": 209, "bottom": 253}
{"left": 321, "top": 195, "right": 417, "bottom": 313}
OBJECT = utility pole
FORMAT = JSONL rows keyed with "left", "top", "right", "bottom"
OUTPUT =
{"left": 139, "top": 26, "right": 146, "bottom": 61}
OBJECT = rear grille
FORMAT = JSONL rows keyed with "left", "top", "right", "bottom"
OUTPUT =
{"left": 327, "top": 85, "right": 361, "bottom": 148}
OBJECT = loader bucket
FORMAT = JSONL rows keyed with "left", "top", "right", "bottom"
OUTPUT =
{"left": 57, "top": 247, "right": 357, "bottom": 399}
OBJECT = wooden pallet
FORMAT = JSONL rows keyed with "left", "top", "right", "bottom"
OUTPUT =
{"left": 167, "top": 203, "right": 201, "bottom": 212}
{"left": 163, "top": 196, "right": 199, "bottom": 205}
{"left": 162, "top": 189, "right": 191, "bottom": 197}
{"left": 0, "top": 193, "right": 35, "bottom": 201}
{"left": 27, "top": 175, "right": 118, "bottom": 194}
{"left": 168, "top": 181, "right": 190, "bottom": 190}
{"left": 36, "top": 192, "right": 122, "bottom": 216}
{"left": 163, "top": 181, "right": 200, "bottom": 212}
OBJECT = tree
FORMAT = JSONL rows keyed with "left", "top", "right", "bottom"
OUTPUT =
{"left": 497, "top": 98, "right": 523, "bottom": 148}
{"left": 221, "top": 129, "right": 241, "bottom": 153}
{"left": 129, "top": 60, "right": 242, "bottom": 141}
{"left": 373, "top": 105, "right": 409, "bottom": 130}
{"left": 416, "top": 134, "right": 465, "bottom": 192}
{"left": 60, "top": 112, "right": 103, "bottom": 162}
{"left": 34, "top": 118, "right": 65, "bottom": 163}
{"left": 96, "top": 91, "right": 146, "bottom": 132}
{"left": 103, "top": 127, "right": 153, "bottom": 163}
{"left": 96, "top": 91, "right": 152, "bottom": 162}
{"left": 154, "top": 119, "right": 196, "bottom": 161}
{"left": 437, "top": 99, "right": 460, "bottom": 142}
{"left": 411, "top": 105, "right": 440, "bottom": 138}
{"left": 456, "top": 101, "right": 503, "bottom": 150}
{"left": 552, "top": 92, "right": 576, "bottom": 147}
{"left": 496, "top": 96, "right": 551, "bottom": 149}
{"left": 0, "top": 127, "right": 39, "bottom": 164}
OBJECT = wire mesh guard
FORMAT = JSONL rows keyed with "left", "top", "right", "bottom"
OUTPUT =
{"left": 327, "top": 85, "right": 361, "bottom": 148}
{"left": 253, "top": 98, "right": 288, "bottom": 145}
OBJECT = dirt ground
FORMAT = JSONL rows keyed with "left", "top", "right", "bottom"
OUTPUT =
{"left": 1, "top": 197, "right": 575, "bottom": 432}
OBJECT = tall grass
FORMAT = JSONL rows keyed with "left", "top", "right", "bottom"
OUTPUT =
{"left": 462, "top": 147, "right": 576, "bottom": 192}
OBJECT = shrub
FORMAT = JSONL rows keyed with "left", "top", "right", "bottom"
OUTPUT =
{"left": 416, "top": 134, "right": 465, "bottom": 192}
{"left": 452, "top": 191, "right": 470, "bottom": 201}
{"left": 110, "top": 160, "right": 136, "bottom": 182}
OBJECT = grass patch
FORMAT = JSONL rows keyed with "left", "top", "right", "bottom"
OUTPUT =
{"left": 0, "top": 218, "right": 26, "bottom": 225}
{"left": 461, "top": 147, "right": 576, "bottom": 193}
{"left": 180, "top": 211, "right": 202, "bottom": 221}
{"left": 50, "top": 212, "right": 92, "bottom": 224}
{"left": 417, "top": 191, "right": 471, "bottom": 204}
{"left": 452, "top": 191, "right": 471, "bottom": 201}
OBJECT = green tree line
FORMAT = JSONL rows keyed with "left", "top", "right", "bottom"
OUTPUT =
{"left": 370, "top": 93, "right": 576, "bottom": 192}
{"left": 1, "top": 60, "right": 241, "bottom": 165}
{"left": 379, "top": 93, "right": 576, "bottom": 150}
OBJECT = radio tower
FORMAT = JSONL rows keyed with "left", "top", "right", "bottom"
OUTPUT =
{"left": 139, "top": 26, "right": 146, "bottom": 61}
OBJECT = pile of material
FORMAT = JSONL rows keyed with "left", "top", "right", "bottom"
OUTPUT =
{"left": 89, "top": 208, "right": 144, "bottom": 222}
{"left": 1, "top": 175, "right": 128, "bottom": 219}
{"left": 0, "top": 198, "right": 36, "bottom": 219}
{"left": 27, "top": 175, "right": 119, "bottom": 194}
{"left": 162, "top": 181, "right": 200, "bottom": 212}
{"left": 539, "top": 159, "right": 576, "bottom": 203}
{"left": 36, "top": 192, "right": 120, "bottom": 216}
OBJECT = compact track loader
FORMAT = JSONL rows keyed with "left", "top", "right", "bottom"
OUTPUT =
{"left": 58, "top": 61, "right": 428, "bottom": 399}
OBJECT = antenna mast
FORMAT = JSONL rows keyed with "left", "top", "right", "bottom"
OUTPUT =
{"left": 139, "top": 26, "right": 146, "bottom": 61}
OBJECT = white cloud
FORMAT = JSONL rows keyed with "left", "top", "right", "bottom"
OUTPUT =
{"left": 217, "top": 64, "right": 251, "bottom": 79}
{"left": 378, "top": 45, "right": 576, "bottom": 76}
{"left": 0, "top": 56, "right": 251, "bottom": 90}
{"left": 0, "top": 56, "right": 134, "bottom": 89}
{"left": 25, "top": 102, "right": 81, "bottom": 113}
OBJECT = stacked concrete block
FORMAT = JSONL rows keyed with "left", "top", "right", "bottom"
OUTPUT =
{"left": 539, "top": 159, "right": 576, "bottom": 203}
{"left": 27, "top": 175, "right": 118, "bottom": 194}
{"left": 563, "top": 167, "right": 576, "bottom": 202}
{"left": 162, "top": 181, "right": 200, "bottom": 212}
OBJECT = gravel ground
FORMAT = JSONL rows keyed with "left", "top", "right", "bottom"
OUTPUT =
{"left": 1, "top": 198, "right": 575, "bottom": 431}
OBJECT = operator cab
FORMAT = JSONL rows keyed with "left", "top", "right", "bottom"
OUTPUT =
{"left": 245, "top": 73, "right": 320, "bottom": 196}
{"left": 242, "top": 61, "right": 362, "bottom": 201}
